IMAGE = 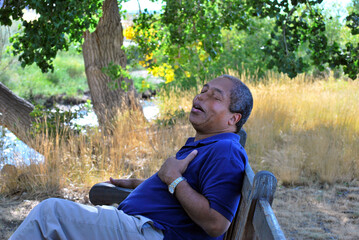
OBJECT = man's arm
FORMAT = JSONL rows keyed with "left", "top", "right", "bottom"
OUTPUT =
{"left": 107, "top": 177, "right": 145, "bottom": 189}
{"left": 158, "top": 150, "right": 231, "bottom": 237}
{"left": 175, "top": 179, "right": 231, "bottom": 237}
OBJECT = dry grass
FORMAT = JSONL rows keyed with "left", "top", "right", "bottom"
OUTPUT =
{"left": 241, "top": 73, "right": 359, "bottom": 185}
{"left": 1, "top": 72, "right": 358, "bottom": 196}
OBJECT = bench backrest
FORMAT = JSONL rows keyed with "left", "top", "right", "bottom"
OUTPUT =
{"left": 224, "top": 164, "right": 286, "bottom": 240}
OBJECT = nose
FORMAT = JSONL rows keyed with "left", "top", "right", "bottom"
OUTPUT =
{"left": 196, "top": 92, "right": 207, "bottom": 101}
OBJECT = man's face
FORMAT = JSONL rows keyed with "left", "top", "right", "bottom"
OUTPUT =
{"left": 189, "top": 77, "right": 240, "bottom": 135}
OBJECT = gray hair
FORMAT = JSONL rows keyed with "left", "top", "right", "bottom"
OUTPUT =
{"left": 219, "top": 75, "right": 253, "bottom": 132}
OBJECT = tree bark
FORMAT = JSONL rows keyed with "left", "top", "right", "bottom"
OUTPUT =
{"left": 82, "top": 0, "right": 141, "bottom": 131}
{"left": 0, "top": 81, "right": 34, "bottom": 143}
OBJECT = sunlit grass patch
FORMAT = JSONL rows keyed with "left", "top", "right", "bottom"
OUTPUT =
{"left": 245, "top": 77, "right": 359, "bottom": 184}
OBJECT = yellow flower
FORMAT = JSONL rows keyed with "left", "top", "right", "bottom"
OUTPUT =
{"left": 165, "top": 73, "right": 174, "bottom": 83}
{"left": 158, "top": 66, "right": 165, "bottom": 77}
{"left": 199, "top": 53, "right": 207, "bottom": 62}
{"left": 141, "top": 80, "right": 146, "bottom": 89}
{"left": 139, "top": 61, "right": 147, "bottom": 67}
{"left": 145, "top": 53, "right": 153, "bottom": 61}
{"left": 124, "top": 26, "right": 135, "bottom": 40}
{"left": 164, "top": 67, "right": 175, "bottom": 83}
{"left": 185, "top": 71, "right": 191, "bottom": 78}
{"left": 149, "top": 67, "right": 159, "bottom": 77}
{"left": 148, "top": 64, "right": 176, "bottom": 84}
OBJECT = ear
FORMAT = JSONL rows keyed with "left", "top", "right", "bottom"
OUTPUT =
{"left": 228, "top": 113, "right": 242, "bottom": 127}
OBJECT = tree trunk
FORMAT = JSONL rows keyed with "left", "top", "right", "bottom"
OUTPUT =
{"left": 82, "top": 0, "right": 141, "bottom": 131}
{"left": 0, "top": 81, "right": 34, "bottom": 143}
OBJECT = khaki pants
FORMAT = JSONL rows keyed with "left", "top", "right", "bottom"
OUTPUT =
{"left": 10, "top": 198, "right": 163, "bottom": 240}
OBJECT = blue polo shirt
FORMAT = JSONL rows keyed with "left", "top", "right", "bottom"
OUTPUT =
{"left": 119, "top": 132, "right": 248, "bottom": 240}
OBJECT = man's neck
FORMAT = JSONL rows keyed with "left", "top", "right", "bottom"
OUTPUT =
{"left": 194, "top": 131, "right": 234, "bottom": 142}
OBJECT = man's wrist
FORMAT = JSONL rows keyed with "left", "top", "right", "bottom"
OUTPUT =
{"left": 164, "top": 173, "right": 182, "bottom": 186}
{"left": 168, "top": 176, "right": 186, "bottom": 194}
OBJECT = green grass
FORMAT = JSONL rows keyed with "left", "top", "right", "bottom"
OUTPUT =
{"left": 1, "top": 48, "right": 158, "bottom": 102}
{"left": 2, "top": 49, "right": 88, "bottom": 99}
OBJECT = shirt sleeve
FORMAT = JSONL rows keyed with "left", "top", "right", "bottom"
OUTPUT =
{"left": 198, "top": 145, "right": 246, "bottom": 221}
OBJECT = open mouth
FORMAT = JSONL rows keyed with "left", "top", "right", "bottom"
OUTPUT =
{"left": 192, "top": 103, "right": 205, "bottom": 112}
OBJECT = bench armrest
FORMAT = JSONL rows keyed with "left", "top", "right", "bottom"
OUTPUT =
{"left": 89, "top": 182, "right": 133, "bottom": 206}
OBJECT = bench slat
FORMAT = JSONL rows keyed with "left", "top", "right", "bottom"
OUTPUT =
{"left": 224, "top": 165, "right": 254, "bottom": 240}
{"left": 224, "top": 165, "right": 286, "bottom": 240}
{"left": 252, "top": 200, "right": 286, "bottom": 240}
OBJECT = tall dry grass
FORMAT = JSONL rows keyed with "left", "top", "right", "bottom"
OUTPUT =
{"left": 1, "top": 72, "right": 358, "bottom": 196}
{"left": 240, "top": 72, "right": 359, "bottom": 185}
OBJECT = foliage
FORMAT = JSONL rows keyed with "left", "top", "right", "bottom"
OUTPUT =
{"left": 132, "top": 0, "right": 359, "bottom": 81}
{"left": 123, "top": 43, "right": 143, "bottom": 70}
{"left": 0, "top": 0, "right": 102, "bottom": 72}
{"left": 344, "top": 0, "right": 359, "bottom": 79}
{"left": 0, "top": 23, "right": 10, "bottom": 61}
{"left": 101, "top": 61, "right": 132, "bottom": 91}
{"left": 101, "top": 59, "right": 157, "bottom": 93}
{"left": 347, "top": 0, "right": 359, "bottom": 35}
{"left": 209, "top": 19, "right": 275, "bottom": 80}
{"left": 1, "top": 0, "right": 358, "bottom": 84}
{"left": 131, "top": 76, "right": 157, "bottom": 92}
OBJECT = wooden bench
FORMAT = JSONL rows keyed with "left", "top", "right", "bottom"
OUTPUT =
{"left": 89, "top": 129, "right": 286, "bottom": 239}
{"left": 224, "top": 164, "right": 286, "bottom": 240}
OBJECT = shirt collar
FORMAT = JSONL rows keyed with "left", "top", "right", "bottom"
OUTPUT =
{"left": 184, "top": 132, "right": 240, "bottom": 147}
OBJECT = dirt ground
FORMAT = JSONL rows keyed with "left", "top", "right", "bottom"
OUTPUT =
{"left": 1, "top": 183, "right": 358, "bottom": 240}
{"left": 273, "top": 182, "right": 359, "bottom": 240}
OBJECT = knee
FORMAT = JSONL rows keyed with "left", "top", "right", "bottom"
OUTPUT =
{"left": 39, "top": 198, "right": 63, "bottom": 207}
{"left": 37, "top": 198, "right": 67, "bottom": 214}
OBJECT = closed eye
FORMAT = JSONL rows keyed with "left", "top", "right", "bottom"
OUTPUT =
{"left": 214, "top": 96, "right": 222, "bottom": 101}
{"left": 200, "top": 84, "right": 209, "bottom": 94}
{"left": 200, "top": 88, "right": 208, "bottom": 94}
{"left": 213, "top": 92, "right": 223, "bottom": 101}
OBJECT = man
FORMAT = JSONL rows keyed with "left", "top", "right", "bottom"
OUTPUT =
{"left": 10, "top": 75, "right": 253, "bottom": 240}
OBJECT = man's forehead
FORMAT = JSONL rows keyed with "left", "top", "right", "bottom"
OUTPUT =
{"left": 203, "top": 78, "right": 233, "bottom": 95}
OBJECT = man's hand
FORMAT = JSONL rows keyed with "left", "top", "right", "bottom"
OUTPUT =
{"left": 158, "top": 150, "right": 198, "bottom": 185}
{"left": 158, "top": 149, "right": 230, "bottom": 237}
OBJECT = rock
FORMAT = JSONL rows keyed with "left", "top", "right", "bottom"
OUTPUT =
{"left": 142, "top": 90, "right": 152, "bottom": 99}
{"left": 141, "top": 89, "right": 157, "bottom": 100}
{"left": 0, "top": 164, "right": 17, "bottom": 177}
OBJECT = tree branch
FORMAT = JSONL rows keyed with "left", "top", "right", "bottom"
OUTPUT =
{"left": 136, "top": 0, "right": 141, "bottom": 14}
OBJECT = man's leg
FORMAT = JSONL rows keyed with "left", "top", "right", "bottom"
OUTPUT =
{"left": 10, "top": 198, "right": 163, "bottom": 240}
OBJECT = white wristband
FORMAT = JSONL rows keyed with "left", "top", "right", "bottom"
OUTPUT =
{"left": 168, "top": 176, "right": 186, "bottom": 194}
